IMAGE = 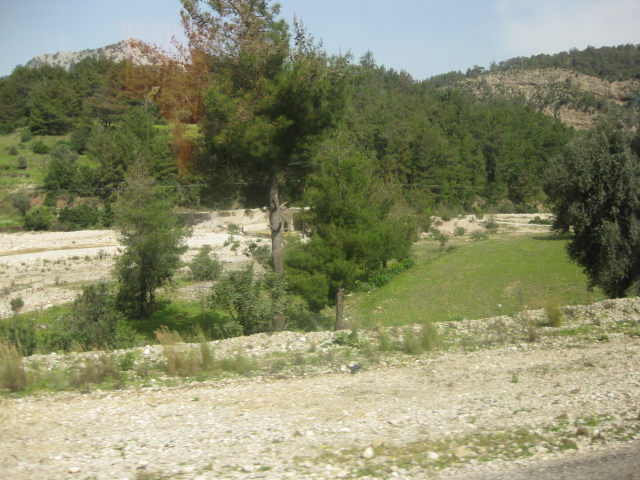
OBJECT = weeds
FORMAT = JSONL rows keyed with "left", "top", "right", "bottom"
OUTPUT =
{"left": 402, "top": 322, "right": 440, "bottom": 354}
{"left": 0, "top": 342, "right": 27, "bottom": 392}
{"left": 541, "top": 295, "right": 564, "bottom": 327}
{"left": 156, "top": 327, "right": 202, "bottom": 376}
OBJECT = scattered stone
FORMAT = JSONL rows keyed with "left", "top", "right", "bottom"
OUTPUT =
{"left": 454, "top": 446, "right": 473, "bottom": 459}
{"left": 372, "top": 438, "right": 385, "bottom": 448}
{"left": 68, "top": 466, "right": 80, "bottom": 474}
{"left": 576, "top": 425, "right": 590, "bottom": 436}
{"left": 427, "top": 451, "right": 440, "bottom": 460}
{"left": 362, "top": 447, "right": 375, "bottom": 460}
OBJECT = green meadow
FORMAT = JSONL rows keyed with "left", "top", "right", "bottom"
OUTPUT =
{"left": 347, "top": 234, "right": 604, "bottom": 327}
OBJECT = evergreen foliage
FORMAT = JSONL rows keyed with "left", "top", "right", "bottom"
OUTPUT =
{"left": 114, "top": 162, "right": 189, "bottom": 318}
{"left": 544, "top": 118, "right": 640, "bottom": 298}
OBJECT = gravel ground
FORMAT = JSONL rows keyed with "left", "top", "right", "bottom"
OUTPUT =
{"left": 1, "top": 298, "right": 639, "bottom": 480}
{"left": 2, "top": 212, "right": 638, "bottom": 479}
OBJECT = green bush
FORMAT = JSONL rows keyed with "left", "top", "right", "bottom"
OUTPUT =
{"left": 44, "top": 192, "right": 57, "bottom": 207}
{"left": 31, "top": 140, "right": 50, "bottom": 154}
{"left": 11, "top": 192, "right": 31, "bottom": 216}
{"left": 17, "top": 156, "right": 27, "bottom": 169}
{"left": 44, "top": 157, "right": 77, "bottom": 190}
{"left": 454, "top": 226, "right": 466, "bottom": 236}
{"left": 188, "top": 245, "right": 223, "bottom": 281}
{"left": 58, "top": 204, "right": 99, "bottom": 230}
{"left": 8, "top": 145, "right": 18, "bottom": 156}
{"left": 0, "top": 317, "right": 37, "bottom": 356}
{"left": 23, "top": 206, "right": 53, "bottom": 231}
{"left": 42, "top": 283, "right": 137, "bottom": 352}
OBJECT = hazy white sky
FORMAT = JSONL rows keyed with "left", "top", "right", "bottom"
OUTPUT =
{"left": 0, "top": 0, "right": 638, "bottom": 79}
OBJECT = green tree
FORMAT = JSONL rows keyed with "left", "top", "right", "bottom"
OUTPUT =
{"left": 114, "top": 162, "right": 189, "bottom": 318}
{"left": 286, "top": 133, "right": 416, "bottom": 329}
{"left": 87, "top": 107, "right": 176, "bottom": 191}
{"left": 182, "top": 0, "right": 347, "bottom": 284}
{"left": 544, "top": 118, "right": 640, "bottom": 298}
{"left": 209, "top": 263, "right": 286, "bottom": 336}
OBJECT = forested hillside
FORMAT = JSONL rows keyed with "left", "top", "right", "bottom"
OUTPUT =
{"left": 1, "top": 41, "right": 638, "bottom": 218}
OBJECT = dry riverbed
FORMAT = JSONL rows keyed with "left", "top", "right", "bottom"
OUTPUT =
{"left": 1, "top": 297, "right": 639, "bottom": 479}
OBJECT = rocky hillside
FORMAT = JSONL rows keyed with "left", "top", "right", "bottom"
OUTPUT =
{"left": 453, "top": 68, "right": 640, "bottom": 129}
{"left": 25, "top": 38, "right": 167, "bottom": 70}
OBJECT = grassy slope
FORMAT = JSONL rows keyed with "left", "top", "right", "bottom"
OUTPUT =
{"left": 348, "top": 234, "right": 604, "bottom": 327}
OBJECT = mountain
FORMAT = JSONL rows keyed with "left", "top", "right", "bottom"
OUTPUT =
{"left": 452, "top": 68, "right": 639, "bottom": 129}
{"left": 440, "top": 44, "right": 640, "bottom": 129}
{"left": 25, "top": 39, "right": 168, "bottom": 70}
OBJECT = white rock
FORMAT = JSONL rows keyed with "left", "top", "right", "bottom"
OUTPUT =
{"left": 427, "top": 451, "right": 440, "bottom": 460}
{"left": 362, "top": 447, "right": 375, "bottom": 459}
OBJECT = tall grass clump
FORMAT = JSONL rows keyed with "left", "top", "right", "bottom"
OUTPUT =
{"left": 0, "top": 342, "right": 27, "bottom": 392}
{"left": 401, "top": 322, "right": 440, "bottom": 354}
{"left": 155, "top": 326, "right": 201, "bottom": 376}
{"left": 541, "top": 295, "right": 564, "bottom": 327}
{"left": 69, "top": 353, "right": 122, "bottom": 389}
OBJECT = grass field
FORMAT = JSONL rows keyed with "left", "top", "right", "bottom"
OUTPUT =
{"left": 346, "top": 233, "right": 604, "bottom": 327}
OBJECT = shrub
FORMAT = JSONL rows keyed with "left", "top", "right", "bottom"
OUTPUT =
{"left": 484, "top": 215, "right": 499, "bottom": 230}
{"left": 9, "top": 297, "right": 24, "bottom": 314}
{"left": 470, "top": 231, "right": 488, "bottom": 241}
{"left": 20, "top": 130, "right": 34, "bottom": 143}
{"left": 44, "top": 157, "right": 77, "bottom": 190}
{"left": 453, "top": 226, "right": 466, "bottom": 236}
{"left": 44, "top": 192, "right": 57, "bottom": 207}
{"left": 17, "top": 156, "right": 27, "bottom": 170}
{"left": 8, "top": 145, "right": 18, "bottom": 156}
{"left": 31, "top": 140, "right": 50, "bottom": 154}
{"left": 209, "top": 264, "right": 286, "bottom": 335}
{"left": 11, "top": 192, "right": 31, "bottom": 216}
{"left": 23, "top": 206, "right": 53, "bottom": 231}
{"left": 43, "top": 283, "right": 135, "bottom": 352}
{"left": 58, "top": 204, "right": 99, "bottom": 230}
{"left": 0, "top": 317, "right": 37, "bottom": 356}
{"left": 188, "top": 245, "right": 223, "bottom": 281}
{"left": 243, "top": 241, "right": 272, "bottom": 269}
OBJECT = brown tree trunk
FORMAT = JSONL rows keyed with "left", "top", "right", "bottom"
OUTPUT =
{"left": 269, "top": 172, "right": 284, "bottom": 274}
{"left": 269, "top": 172, "right": 285, "bottom": 330}
{"left": 334, "top": 287, "right": 344, "bottom": 331}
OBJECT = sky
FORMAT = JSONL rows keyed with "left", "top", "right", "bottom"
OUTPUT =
{"left": 0, "top": 0, "right": 638, "bottom": 80}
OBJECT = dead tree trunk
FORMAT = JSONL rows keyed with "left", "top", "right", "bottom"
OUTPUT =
{"left": 269, "top": 172, "right": 285, "bottom": 330}
{"left": 334, "top": 287, "right": 344, "bottom": 331}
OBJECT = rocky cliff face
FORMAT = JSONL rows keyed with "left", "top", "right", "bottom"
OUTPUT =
{"left": 25, "top": 38, "right": 167, "bottom": 70}
{"left": 455, "top": 68, "right": 640, "bottom": 129}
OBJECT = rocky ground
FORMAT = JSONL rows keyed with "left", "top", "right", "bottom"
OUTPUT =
{"left": 3, "top": 211, "right": 639, "bottom": 479}
{"left": 1, "top": 297, "right": 639, "bottom": 480}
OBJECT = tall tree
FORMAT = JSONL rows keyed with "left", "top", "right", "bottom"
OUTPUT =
{"left": 114, "top": 161, "right": 189, "bottom": 318}
{"left": 180, "top": 0, "right": 347, "bottom": 280}
{"left": 544, "top": 118, "right": 640, "bottom": 298}
{"left": 86, "top": 106, "right": 177, "bottom": 191}
{"left": 286, "top": 133, "right": 416, "bottom": 329}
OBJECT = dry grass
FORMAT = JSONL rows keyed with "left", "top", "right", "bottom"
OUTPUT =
{"left": 0, "top": 342, "right": 27, "bottom": 392}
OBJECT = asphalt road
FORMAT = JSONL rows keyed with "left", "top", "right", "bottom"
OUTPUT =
{"left": 461, "top": 443, "right": 640, "bottom": 480}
